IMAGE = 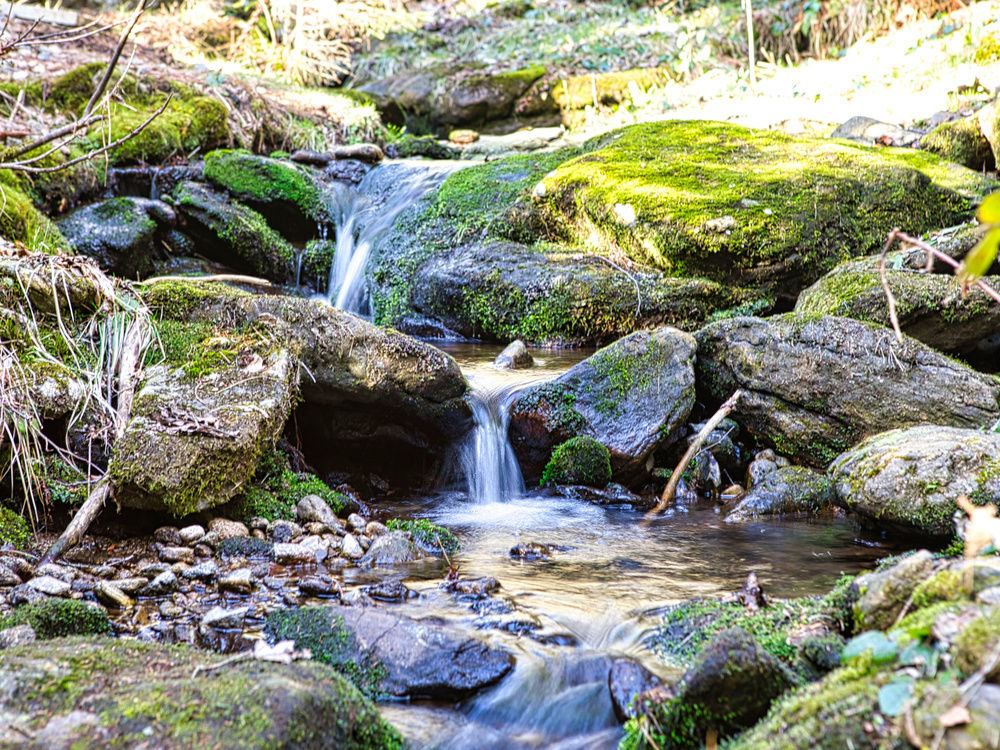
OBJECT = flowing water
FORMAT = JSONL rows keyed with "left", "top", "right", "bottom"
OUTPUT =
{"left": 372, "top": 342, "right": 905, "bottom": 750}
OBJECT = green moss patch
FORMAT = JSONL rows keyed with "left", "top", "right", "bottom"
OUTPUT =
{"left": 0, "top": 599, "right": 111, "bottom": 638}
{"left": 541, "top": 435, "right": 612, "bottom": 487}
{"left": 232, "top": 466, "right": 349, "bottom": 523}
{"left": 0, "top": 505, "right": 30, "bottom": 548}
{"left": 204, "top": 149, "right": 325, "bottom": 222}
{"left": 0, "top": 178, "right": 69, "bottom": 253}
{"left": 385, "top": 518, "right": 459, "bottom": 553}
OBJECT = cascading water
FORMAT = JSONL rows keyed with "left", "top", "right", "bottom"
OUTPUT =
{"left": 321, "top": 167, "right": 446, "bottom": 317}
{"left": 460, "top": 382, "right": 526, "bottom": 504}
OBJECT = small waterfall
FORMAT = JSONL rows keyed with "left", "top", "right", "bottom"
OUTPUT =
{"left": 322, "top": 167, "right": 445, "bottom": 317}
{"left": 461, "top": 382, "right": 525, "bottom": 504}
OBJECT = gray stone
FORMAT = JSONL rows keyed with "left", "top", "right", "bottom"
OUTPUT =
{"left": 180, "top": 561, "right": 218, "bottom": 581}
{"left": 830, "top": 426, "right": 1000, "bottom": 537}
{"left": 273, "top": 543, "right": 312, "bottom": 565}
{"left": 609, "top": 658, "right": 667, "bottom": 721}
{"left": 0, "top": 565, "right": 22, "bottom": 587}
{"left": 34, "top": 563, "right": 75, "bottom": 582}
{"left": 511, "top": 327, "right": 696, "bottom": 482}
{"left": 341, "top": 534, "right": 364, "bottom": 559}
{"left": 830, "top": 115, "right": 923, "bottom": 146}
{"left": 200, "top": 605, "right": 249, "bottom": 631}
{"left": 360, "top": 531, "right": 424, "bottom": 566}
{"left": 494, "top": 340, "right": 533, "bottom": 370}
{"left": 296, "top": 494, "right": 338, "bottom": 526}
{"left": 57, "top": 197, "right": 162, "bottom": 277}
{"left": 114, "top": 577, "right": 150, "bottom": 595}
{"left": 27, "top": 575, "right": 71, "bottom": 598}
{"left": 219, "top": 568, "right": 254, "bottom": 594}
{"left": 298, "top": 576, "right": 339, "bottom": 597}
{"left": 179, "top": 525, "right": 206, "bottom": 544}
{"left": 139, "top": 571, "right": 178, "bottom": 597}
{"left": 365, "top": 521, "right": 389, "bottom": 537}
{"left": 158, "top": 545, "right": 195, "bottom": 564}
{"left": 0, "top": 624, "right": 35, "bottom": 649}
{"left": 853, "top": 550, "right": 938, "bottom": 631}
{"left": 726, "top": 466, "right": 835, "bottom": 522}
{"left": 208, "top": 519, "right": 249, "bottom": 539}
{"left": 93, "top": 581, "right": 133, "bottom": 609}
{"left": 347, "top": 514, "right": 367, "bottom": 533}
{"left": 696, "top": 315, "right": 1000, "bottom": 467}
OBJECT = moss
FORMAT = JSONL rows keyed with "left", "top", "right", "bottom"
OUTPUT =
{"left": 0, "top": 599, "right": 111, "bottom": 638}
{"left": 550, "top": 66, "right": 674, "bottom": 111}
{"left": 232, "top": 468, "right": 348, "bottom": 523}
{"left": 513, "top": 381, "right": 587, "bottom": 435}
{"left": 975, "top": 31, "right": 1000, "bottom": 63}
{"left": 0, "top": 177, "right": 70, "bottom": 253}
{"left": 99, "top": 95, "right": 230, "bottom": 164}
{"left": 141, "top": 279, "right": 250, "bottom": 321}
{"left": 952, "top": 606, "right": 1000, "bottom": 678}
{"left": 541, "top": 435, "right": 612, "bottom": 487}
{"left": 534, "top": 120, "right": 984, "bottom": 293}
{"left": 203, "top": 149, "right": 324, "bottom": 222}
{"left": 910, "top": 567, "right": 968, "bottom": 609}
{"left": 921, "top": 116, "right": 994, "bottom": 171}
{"left": 386, "top": 518, "right": 460, "bottom": 553}
{"left": 264, "top": 607, "right": 388, "bottom": 699}
{"left": 0, "top": 505, "right": 30, "bottom": 548}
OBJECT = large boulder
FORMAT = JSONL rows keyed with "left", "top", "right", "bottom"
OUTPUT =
{"left": 265, "top": 605, "right": 514, "bottom": 699}
{"left": 510, "top": 327, "right": 695, "bottom": 482}
{"left": 695, "top": 314, "right": 1000, "bottom": 466}
{"left": 0, "top": 637, "right": 401, "bottom": 749}
{"left": 795, "top": 258, "right": 1000, "bottom": 355}
{"left": 110, "top": 347, "right": 297, "bottom": 517}
{"left": 920, "top": 114, "right": 995, "bottom": 171}
{"left": 829, "top": 425, "right": 1000, "bottom": 537}
{"left": 530, "top": 120, "right": 991, "bottom": 304}
{"left": 141, "top": 280, "right": 470, "bottom": 486}
{"left": 357, "top": 63, "right": 546, "bottom": 134}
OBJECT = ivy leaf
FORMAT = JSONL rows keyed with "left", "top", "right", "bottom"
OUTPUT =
{"left": 878, "top": 678, "right": 915, "bottom": 717}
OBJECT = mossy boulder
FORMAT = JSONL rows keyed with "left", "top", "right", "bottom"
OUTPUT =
{"left": 850, "top": 550, "right": 940, "bottom": 631}
{"left": 695, "top": 314, "right": 1000, "bottom": 467}
{"left": 829, "top": 425, "right": 1000, "bottom": 538}
{"left": 203, "top": 149, "right": 326, "bottom": 236}
{"left": 265, "top": 605, "right": 514, "bottom": 699}
{"left": 172, "top": 180, "right": 296, "bottom": 282}
{"left": 110, "top": 342, "right": 297, "bottom": 516}
{"left": 978, "top": 98, "right": 1000, "bottom": 168}
{"left": 541, "top": 435, "right": 613, "bottom": 488}
{"left": 0, "top": 179, "right": 69, "bottom": 253}
{"left": 921, "top": 114, "right": 995, "bottom": 171}
{"left": 530, "top": 120, "right": 990, "bottom": 303}
{"left": 0, "top": 506, "right": 30, "bottom": 549}
{"left": 56, "top": 197, "right": 165, "bottom": 278}
{"left": 357, "top": 62, "right": 547, "bottom": 134}
{"left": 511, "top": 327, "right": 696, "bottom": 483}
{"left": 0, "top": 637, "right": 401, "bottom": 749}
{"left": 0, "top": 599, "right": 111, "bottom": 638}
{"left": 794, "top": 257, "right": 1000, "bottom": 354}
{"left": 725, "top": 466, "right": 835, "bottom": 522}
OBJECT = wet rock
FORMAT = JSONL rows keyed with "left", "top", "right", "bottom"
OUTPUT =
{"left": 556, "top": 482, "right": 644, "bottom": 507}
{"left": 27, "top": 576, "right": 71, "bottom": 598}
{"left": 366, "top": 520, "right": 389, "bottom": 537}
{"left": 179, "top": 560, "right": 218, "bottom": 581}
{"left": 140, "top": 571, "right": 178, "bottom": 597}
{"left": 511, "top": 327, "right": 696, "bottom": 482}
{"left": 273, "top": 543, "right": 312, "bottom": 565}
{"left": 93, "top": 581, "right": 133, "bottom": 609}
{"left": 330, "top": 143, "right": 384, "bottom": 164}
{"left": 324, "top": 158, "right": 371, "bottom": 184}
{"left": 209, "top": 519, "right": 250, "bottom": 539}
{"left": 853, "top": 550, "right": 938, "bottom": 630}
{"left": 341, "top": 534, "right": 364, "bottom": 560}
{"left": 745, "top": 451, "right": 779, "bottom": 488}
{"left": 0, "top": 638, "right": 402, "bottom": 748}
{"left": 201, "top": 605, "right": 249, "bottom": 631}
{"left": 0, "top": 624, "right": 36, "bottom": 649}
{"left": 270, "top": 520, "right": 302, "bottom": 544}
{"left": 157, "top": 545, "right": 195, "bottom": 564}
{"left": 297, "top": 494, "right": 339, "bottom": 526}
{"left": 154, "top": 526, "right": 183, "bottom": 545}
{"left": 34, "top": 563, "right": 75, "bottom": 582}
{"left": 8, "top": 584, "right": 45, "bottom": 606}
{"left": 178, "top": 525, "right": 205, "bottom": 544}
{"left": 159, "top": 602, "right": 184, "bottom": 619}
{"left": 541, "top": 436, "right": 612, "bottom": 488}
{"left": 830, "top": 425, "right": 1000, "bottom": 537}
{"left": 266, "top": 605, "right": 515, "bottom": 699}
{"left": 696, "top": 315, "right": 1000, "bottom": 467}
{"left": 140, "top": 562, "right": 171, "bottom": 578}
{"left": 114, "top": 577, "right": 150, "bottom": 596}
{"left": 217, "top": 536, "right": 274, "bottom": 560}
{"left": 360, "top": 531, "right": 423, "bottom": 566}
{"left": 219, "top": 568, "right": 255, "bottom": 595}
{"left": 298, "top": 576, "right": 340, "bottom": 597}
{"left": 609, "top": 658, "right": 666, "bottom": 721}
{"left": 726, "top": 466, "right": 835, "bottom": 522}
{"left": 494, "top": 340, "right": 533, "bottom": 369}
{"left": 510, "top": 542, "right": 552, "bottom": 561}
{"left": 57, "top": 196, "right": 164, "bottom": 277}
{"left": 442, "top": 576, "right": 501, "bottom": 598}
{"left": 347, "top": 514, "right": 367, "bottom": 533}
{"left": 361, "top": 580, "right": 414, "bottom": 602}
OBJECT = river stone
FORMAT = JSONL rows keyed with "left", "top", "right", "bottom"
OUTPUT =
{"left": 219, "top": 568, "right": 255, "bottom": 594}
{"left": 795, "top": 258, "right": 1000, "bottom": 354}
{"left": 27, "top": 576, "right": 71, "bottom": 598}
{"left": 56, "top": 196, "right": 163, "bottom": 278}
{"left": 725, "top": 466, "right": 835, "bottom": 522}
{"left": 609, "top": 658, "right": 667, "bottom": 721}
{"left": 0, "top": 637, "right": 401, "bottom": 748}
{"left": 110, "top": 347, "right": 296, "bottom": 516}
{"left": 172, "top": 180, "right": 297, "bottom": 281}
{"left": 0, "top": 624, "right": 35, "bottom": 649}
{"left": 178, "top": 525, "right": 205, "bottom": 544}
{"left": 360, "top": 531, "right": 423, "bottom": 566}
{"left": 829, "top": 425, "right": 1000, "bottom": 537}
{"left": 511, "top": 327, "right": 696, "bottom": 482}
{"left": 180, "top": 561, "right": 217, "bottom": 581}
{"left": 853, "top": 550, "right": 938, "bottom": 631}
{"left": 208, "top": 519, "right": 249, "bottom": 539}
{"left": 93, "top": 581, "right": 132, "bottom": 609}
{"left": 829, "top": 115, "right": 923, "bottom": 146}
{"left": 297, "top": 494, "right": 339, "bottom": 526}
{"left": 139, "top": 571, "right": 178, "bottom": 597}
{"left": 341, "top": 534, "right": 364, "bottom": 559}
{"left": 272, "top": 543, "right": 312, "bottom": 565}
{"left": 695, "top": 314, "right": 1000, "bottom": 467}
{"left": 494, "top": 339, "right": 533, "bottom": 370}
{"left": 357, "top": 62, "right": 546, "bottom": 134}
{"left": 531, "top": 120, "right": 987, "bottom": 305}
{"left": 0, "top": 565, "right": 21, "bottom": 587}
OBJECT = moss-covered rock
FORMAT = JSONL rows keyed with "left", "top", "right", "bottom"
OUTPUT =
{"left": 850, "top": 550, "right": 940, "bottom": 631}
{"left": 531, "top": 120, "right": 990, "bottom": 303}
{"left": 0, "top": 178, "right": 69, "bottom": 253}
{"left": 540, "top": 435, "right": 612, "bottom": 488}
{"left": 921, "top": 115, "right": 995, "bottom": 171}
{"left": 695, "top": 314, "right": 1000, "bottom": 467}
{"left": 0, "top": 637, "right": 401, "bottom": 749}
{"left": 56, "top": 196, "right": 161, "bottom": 278}
{"left": 725, "top": 466, "right": 835, "bottom": 522}
{"left": 203, "top": 149, "right": 326, "bottom": 234}
{"left": 0, "top": 506, "right": 30, "bottom": 549}
{"left": 172, "top": 180, "right": 297, "bottom": 282}
{"left": 0, "top": 599, "right": 111, "bottom": 638}
{"left": 794, "top": 257, "right": 1000, "bottom": 354}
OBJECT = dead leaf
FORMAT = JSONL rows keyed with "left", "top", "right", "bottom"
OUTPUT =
{"left": 938, "top": 703, "right": 972, "bottom": 728}
{"left": 956, "top": 496, "right": 1000, "bottom": 559}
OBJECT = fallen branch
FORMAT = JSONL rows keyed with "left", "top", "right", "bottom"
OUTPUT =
{"left": 137, "top": 273, "right": 275, "bottom": 288}
{"left": 643, "top": 389, "right": 744, "bottom": 521}
{"left": 39, "top": 481, "right": 110, "bottom": 565}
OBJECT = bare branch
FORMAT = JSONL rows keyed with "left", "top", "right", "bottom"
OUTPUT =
{"left": 8, "top": 111, "right": 106, "bottom": 160}
{"left": 82, "top": 0, "right": 148, "bottom": 119}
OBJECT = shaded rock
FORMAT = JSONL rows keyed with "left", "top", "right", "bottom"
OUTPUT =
{"left": 27, "top": 576, "right": 71, "bottom": 598}
{"left": 0, "top": 564, "right": 22, "bottom": 587}
{"left": 0, "top": 624, "right": 35, "bottom": 649}
{"left": 178, "top": 525, "right": 205, "bottom": 544}
{"left": 57, "top": 197, "right": 164, "bottom": 277}
{"left": 179, "top": 561, "right": 217, "bottom": 581}
{"left": 139, "top": 571, "right": 178, "bottom": 597}
{"left": 265, "top": 605, "right": 515, "bottom": 699}
{"left": 556, "top": 482, "right": 644, "bottom": 507}
{"left": 532, "top": 120, "right": 986, "bottom": 305}
{"left": 609, "top": 658, "right": 666, "bottom": 721}
{"left": 0, "top": 637, "right": 402, "bottom": 749}
{"left": 171, "top": 180, "right": 296, "bottom": 281}
{"left": 853, "top": 550, "right": 937, "bottom": 631}
{"left": 442, "top": 576, "right": 500, "bottom": 598}
{"left": 200, "top": 605, "right": 248, "bottom": 631}
{"left": 494, "top": 339, "right": 533, "bottom": 369}
{"left": 93, "top": 581, "right": 132, "bottom": 609}
{"left": 978, "top": 97, "right": 1000, "bottom": 168}
{"left": 330, "top": 143, "right": 384, "bottom": 164}
{"left": 219, "top": 568, "right": 255, "bottom": 594}
{"left": 360, "top": 581, "right": 414, "bottom": 602}
{"left": 921, "top": 114, "right": 995, "bottom": 171}
{"left": 510, "top": 542, "right": 552, "bottom": 561}
{"left": 298, "top": 576, "right": 340, "bottom": 597}
{"left": 695, "top": 314, "right": 1000, "bottom": 467}
{"left": 795, "top": 258, "right": 1000, "bottom": 354}
{"left": 829, "top": 425, "right": 1000, "bottom": 537}
{"left": 726, "top": 466, "right": 835, "bottom": 522}
{"left": 324, "top": 158, "right": 371, "bottom": 184}
{"left": 110, "top": 348, "right": 296, "bottom": 516}
{"left": 511, "top": 327, "right": 695, "bottom": 482}
{"left": 157, "top": 545, "right": 195, "bottom": 564}
{"left": 360, "top": 531, "right": 423, "bottom": 566}
{"left": 830, "top": 115, "right": 923, "bottom": 146}
{"left": 154, "top": 526, "right": 183, "bottom": 545}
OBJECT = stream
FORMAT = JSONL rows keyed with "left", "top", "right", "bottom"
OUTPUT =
{"left": 366, "top": 343, "right": 903, "bottom": 750}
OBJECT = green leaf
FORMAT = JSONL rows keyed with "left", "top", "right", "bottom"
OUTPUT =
{"left": 977, "top": 191, "right": 1000, "bottom": 224}
{"left": 878, "top": 678, "right": 914, "bottom": 717}
{"left": 842, "top": 631, "right": 899, "bottom": 663}
{"left": 957, "top": 227, "right": 1000, "bottom": 289}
